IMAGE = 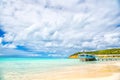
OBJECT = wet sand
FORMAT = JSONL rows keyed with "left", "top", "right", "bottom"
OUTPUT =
{"left": 4, "top": 61, "right": 120, "bottom": 80}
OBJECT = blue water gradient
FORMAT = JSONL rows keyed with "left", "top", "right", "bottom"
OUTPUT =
{"left": 0, "top": 58, "right": 114, "bottom": 80}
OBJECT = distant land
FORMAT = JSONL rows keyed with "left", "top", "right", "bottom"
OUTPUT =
{"left": 69, "top": 48, "right": 120, "bottom": 58}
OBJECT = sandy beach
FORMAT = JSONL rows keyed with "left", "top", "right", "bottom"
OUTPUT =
{"left": 3, "top": 61, "right": 120, "bottom": 80}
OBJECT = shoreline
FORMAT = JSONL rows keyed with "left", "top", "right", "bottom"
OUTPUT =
{"left": 3, "top": 61, "right": 120, "bottom": 80}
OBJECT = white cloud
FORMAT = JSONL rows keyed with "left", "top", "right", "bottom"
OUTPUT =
{"left": 2, "top": 43, "right": 16, "bottom": 48}
{"left": 0, "top": 38, "right": 2, "bottom": 43}
{"left": 0, "top": 0, "right": 120, "bottom": 57}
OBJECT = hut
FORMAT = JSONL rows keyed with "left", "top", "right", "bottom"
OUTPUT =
{"left": 79, "top": 54, "right": 96, "bottom": 61}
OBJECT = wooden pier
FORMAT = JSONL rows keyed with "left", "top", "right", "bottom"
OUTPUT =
{"left": 95, "top": 54, "right": 120, "bottom": 61}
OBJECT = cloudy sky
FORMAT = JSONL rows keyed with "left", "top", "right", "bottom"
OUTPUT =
{"left": 0, "top": 0, "right": 120, "bottom": 58}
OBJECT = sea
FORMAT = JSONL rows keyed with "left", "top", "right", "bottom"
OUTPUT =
{"left": 0, "top": 58, "right": 116, "bottom": 80}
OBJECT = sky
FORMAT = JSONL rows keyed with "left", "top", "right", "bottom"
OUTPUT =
{"left": 0, "top": 0, "right": 120, "bottom": 58}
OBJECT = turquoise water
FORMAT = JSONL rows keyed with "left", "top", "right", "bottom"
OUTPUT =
{"left": 0, "top": 58, "right": 108, "bottom": 80}
{"left": 0, "top": 58, "right": 98, "bottom": 72}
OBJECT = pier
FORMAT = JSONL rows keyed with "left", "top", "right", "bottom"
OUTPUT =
{"left": 96, "top": 54, "right": 120, "bottom": 61}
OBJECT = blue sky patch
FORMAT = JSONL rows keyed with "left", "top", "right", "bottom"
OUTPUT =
{"left": 16, "top": 45, "right": 30, "bottom": 51}
{"left": 116, "top": 24, "right": 120, "bottom": 27}
{"left": 0, "top": 29, "right": 5, "bottom": 37}
{"left": 1, "top": 41, "right": 12, "bottom": 45}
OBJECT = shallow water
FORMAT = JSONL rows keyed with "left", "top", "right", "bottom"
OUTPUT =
{"left": 0, "top": 58, "right": 97, "bottom": 72}
{"left": 0, "top": 58, "right": 119, "bottom": 80}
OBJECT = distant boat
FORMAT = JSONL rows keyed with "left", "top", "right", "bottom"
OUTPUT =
{"left": 78, "top": 54, "right": 96, "bottom": 61}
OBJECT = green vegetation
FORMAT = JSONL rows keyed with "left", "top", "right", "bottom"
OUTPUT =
{"left": 69, "top": 48, "right": 120, "bottom": 58}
